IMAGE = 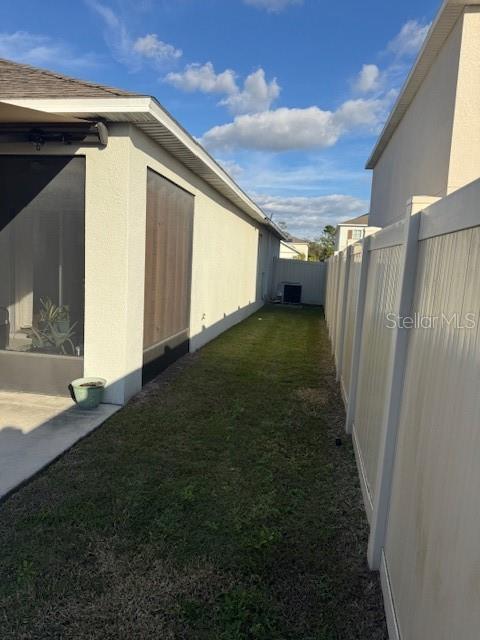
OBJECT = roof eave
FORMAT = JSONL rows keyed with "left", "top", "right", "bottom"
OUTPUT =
{"left": 1, "top": 95, "right": 288, "bottom": 238}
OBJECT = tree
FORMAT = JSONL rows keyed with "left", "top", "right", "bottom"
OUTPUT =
{"left": 308, "top": 225, "right": 336, "bottom": 262}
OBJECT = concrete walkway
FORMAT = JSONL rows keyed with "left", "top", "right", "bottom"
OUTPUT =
{"left": 0, "top": 392, "right": 120, "bottom": 499}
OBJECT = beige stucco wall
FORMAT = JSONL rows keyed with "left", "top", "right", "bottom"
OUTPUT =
{"left": 447, "top": 7, "right": 480, "bottom": 193}
{"left": 0, "top": 123, "right": 279, "bottom": 404}
{"left": 369, "top": 14, "right": 463, "bottom": 228}
{"left": 127, "top": 126, "right": 279, "bottom": 354}
{"left": 0, "top": 127, "right": 144, "bottom": 405}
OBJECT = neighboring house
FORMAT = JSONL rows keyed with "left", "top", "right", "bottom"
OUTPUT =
{"left": 279, "top": 239, "right": 309, "bottom": 261}
{"left": 0, "top": 59, "right": 284, "bottom": 405}
{"left": 334, "top": 214, "right": 369, "bottom": 252}
{"left": 368, "top": 0, "right": 480, "bottom": 228}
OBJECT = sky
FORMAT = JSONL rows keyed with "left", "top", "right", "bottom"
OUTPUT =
{"left": 0, "top": 0, "right": 440, "bottom": 238}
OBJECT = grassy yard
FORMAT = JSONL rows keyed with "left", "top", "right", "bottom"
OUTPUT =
{"left": 0, "top": 306, "right": 386, "bottom": 639}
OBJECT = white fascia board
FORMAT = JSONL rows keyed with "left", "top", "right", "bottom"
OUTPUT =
{"left": 1, "top": 96, "right": 153, "bottom": 115}
{"left": 2, "top": 96, "right": 287, "bottom": 238}
{"left": 337, "top": 223, "right": 368, "bottom": 227}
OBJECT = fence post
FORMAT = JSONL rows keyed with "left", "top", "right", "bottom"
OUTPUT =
{"left": 325, "top": 258, "right": 331, "bottom": 327}
{"left": 331, "top": 255, "right": 342, "bottom": 354}
{"left": 335, "top": 245, "right": 353, "bottom": 382}
{"left": 344, "top": 236, "right": 372, "bottom": 434}
{"left": 367, "top": 196, "right": 439, "bottom": 570}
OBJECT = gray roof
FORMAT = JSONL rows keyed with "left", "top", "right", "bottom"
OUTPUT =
{"left": 339, "top": 214, "right": 369, "bottom": 226}
{"left": 0, "top": 58, "right": 140, "bottom": 99}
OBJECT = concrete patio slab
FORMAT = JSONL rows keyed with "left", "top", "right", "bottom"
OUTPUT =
{"left": 0, "top": 392, "right": 120, "bottom": 500}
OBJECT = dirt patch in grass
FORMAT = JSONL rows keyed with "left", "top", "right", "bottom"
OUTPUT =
{"left": 295, "top": 387, "right": 330, "bottom": 415}
{"left": 0, "top": 306, "right": 387, "bottom": 639}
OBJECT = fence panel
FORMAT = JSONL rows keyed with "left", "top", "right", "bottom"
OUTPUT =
{"left": 325, "top": 257, "right": 334, "bottom": 328}
{"left": 272, "top": 258, "right": 326, "bottom": 305}
{"left": 353, "top": 242, "right": 403, "bottom": 518}
{"left": 325, "top": 179, "right": 480, "bottom": 639}
{"left": 328, "top": 255, "right": 340, "bottom": 348}
{"left": 340, "top": 244, "right": 363, "bottom": 404}
{"left": 334, "top": 251, "right": 348, "bottom": 367}
{"left": 383, "top": 224, "right": 480, "bottom": 640}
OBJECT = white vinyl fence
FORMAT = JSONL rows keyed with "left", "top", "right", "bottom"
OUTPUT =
{"left": 272, "top": 257, "right": 326, "bottom": 305}
{"left": 325, "top": 180, "right": 480, "bottom": 640}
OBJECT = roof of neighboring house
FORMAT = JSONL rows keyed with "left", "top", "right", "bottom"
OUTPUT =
{"left": 0, "top": 58, "right": 286, "bottom": 239}
{"left": 366, "top": 0, "right": 480, "bottom": 170}
{"left": 0, "top": 58, "right": 139, "bottom": 99}
{"left": 280, "top": 241, "right": 303, "bottom": 256}
{"left": 338, "top": 214, "right": 369, "bottom": 227}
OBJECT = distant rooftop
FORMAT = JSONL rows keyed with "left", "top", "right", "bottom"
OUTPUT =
{"left": 338, "top": 214, "right": 369, "bottom": 226}
{"left": 287, "top": 237, "right": 309, "bottom": 243}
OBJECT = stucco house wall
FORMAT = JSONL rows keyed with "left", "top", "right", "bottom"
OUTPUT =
{"left": 0, "top": 128, "right": 140, "bottom": 405}
{"left": 369, "top": 6, "right": 480, "bottom": 229}
{"left": 369, "top": 15, "right": 462, "bottom": 227}
{"left": 447, "top": 7, "right": 480, "bottom": 193}
{"left": 0, "top": 122, "right": 279, "bottom": 404}
{"left": 128, "top": 125, "right": 279, "bottom": 353}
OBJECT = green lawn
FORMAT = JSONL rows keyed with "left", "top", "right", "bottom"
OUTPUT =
{"left": 0, "top": 306, "right": 387, "bottom": 639}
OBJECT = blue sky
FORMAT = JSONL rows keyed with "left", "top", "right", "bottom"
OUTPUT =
{"left": 0, "top": 0, "right": 439, "bottom": 238}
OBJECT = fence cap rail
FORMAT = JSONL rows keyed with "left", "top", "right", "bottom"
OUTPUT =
{"left": 419, "top": 178, "right": 480, "bottom": 240}
{"left": 369, "top": 219, "right": 406, "bottom": 252}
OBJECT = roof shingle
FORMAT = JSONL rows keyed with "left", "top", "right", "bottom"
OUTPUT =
{"left": 0, "top": 58, "right": 141, "bottom": 99}
{"left": 340, "top": 214, "right": 369, "bottom": 226}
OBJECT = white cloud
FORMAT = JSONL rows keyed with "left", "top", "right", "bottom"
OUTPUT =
{"left": 201, "top": 98, "right": 387, "bottom": 152}
{"left": 166, "top": 62, "right": 237, "bottom": 95}
{"left": 0, "top": 31, "right": 98, "bottom": 69}
{"left": 87, "top": 0, "right": 181, "bottom": 69}
{"left": 133, "top": 34, "right": 182, "bottom": 63}
{"left": 387, "top": 19, "right": 431, "bottom": 59}
{"left": 222, "top": 158, "right": 369, "bottom": 193}
{"left": 86, "top": 0, "right": 132, "bottom": 64}
{"left": 354, "top": 64, "right": 381, "bottom": 93}
{"left": 217, "top": 158, "right": 244, "bottom": 180}
{"left": 166, "top": 64, "right": 280, "bottom": 115}
{"left": 244, "top": 0, "right": 303, "bottom": 13}
{"left": 253, "top": 194, "right": 367, "bottom": 238}
{"left": 220, "top": 69, "right": 280, "bottom": 115}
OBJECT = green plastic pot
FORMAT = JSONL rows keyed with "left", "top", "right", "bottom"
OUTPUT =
{"left": 69, "top": 377, "right": 106, "bottom": 409}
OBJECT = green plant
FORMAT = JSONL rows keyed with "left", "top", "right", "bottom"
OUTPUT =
{"left": 38, "top": 297, "right": 69, "bottom": 325}
{"left": 30, "top": 298, "right": 77, "bottom": 355}
{"left": 30, "top": 323, "right": 77, "bottom": 355}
